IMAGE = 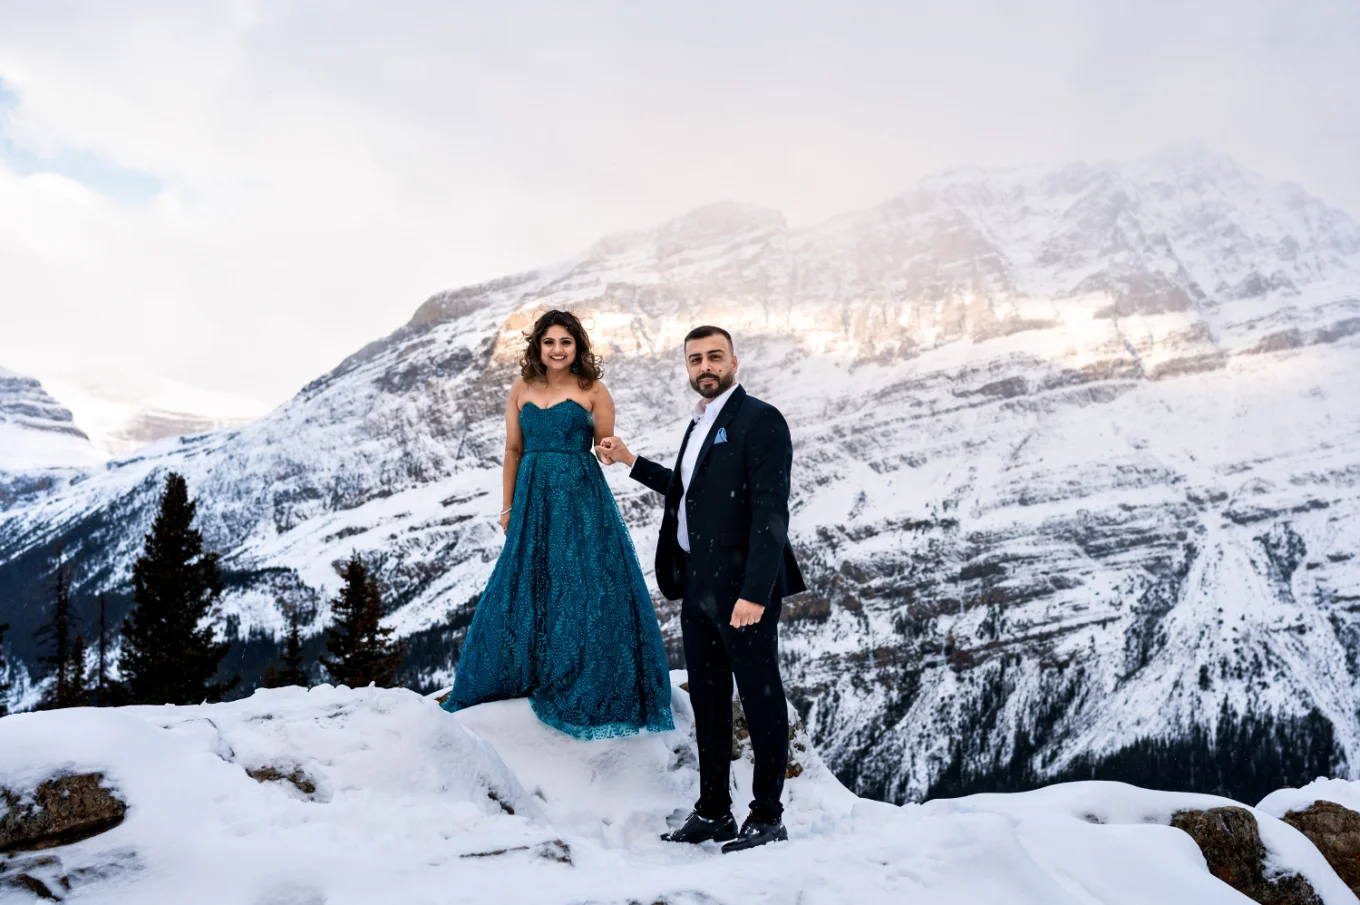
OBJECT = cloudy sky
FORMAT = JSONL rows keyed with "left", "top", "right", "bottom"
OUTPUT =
{"left": 1, "top": 0, "right": 1357, "bottom": 412}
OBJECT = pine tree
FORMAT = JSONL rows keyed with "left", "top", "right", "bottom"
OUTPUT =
{"left": 119, "top": 472, "right": 239, "bottom": 705}
{"left": 262, "top": 608, "right": 310, "bottom": 688}
{"left": 63, "top": 629, "right": 91, "bottom": 708}
{"left": 320, "top": 554, "right": 403, "bottom": 688}
{"left": 95, "top": 593, "right": 110, "bottom": 706}
{"left": 39, "top": 622, "right": 90, "bottom": 710}
{"left": 0, "top": 620, "right": 11, "bottom": 717}
{"left": 278, "top": 609, "right": 310, "bottom": 687}
{"left": 36, "top": 555, "right": 74, "bottom": 709}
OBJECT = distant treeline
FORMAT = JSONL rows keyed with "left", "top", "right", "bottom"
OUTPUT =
{"left": 0, "top": 472, "right": 404, "bottom": 714}
{"left": 926, "top": 701, "right": 1339, "bottom": 806}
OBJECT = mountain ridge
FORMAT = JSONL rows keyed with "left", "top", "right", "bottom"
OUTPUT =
{"left": 2, "top": 147, "right": 1358, "bottom": 801}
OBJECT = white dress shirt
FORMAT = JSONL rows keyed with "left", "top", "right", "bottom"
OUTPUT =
{"left": 633, "top": 381, "right": 739, "bottom": 553}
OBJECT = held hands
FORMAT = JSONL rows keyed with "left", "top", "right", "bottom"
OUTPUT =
{"left": 596, "top": 432, "right": 760, "bottom": 627}
{"left": 595, "top": 436, "right": 635, "bottom": 467}
{"left": 730, "top": 599, "right": 766, "bottom": 628}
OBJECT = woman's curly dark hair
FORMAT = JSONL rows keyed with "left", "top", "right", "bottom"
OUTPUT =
{"left": 520, "top": 309, "right": 604, "bottom": 388}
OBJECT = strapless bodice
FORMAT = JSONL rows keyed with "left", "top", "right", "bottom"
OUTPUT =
{"left": 519, "top": 399, "right": 594, "bottom": 454}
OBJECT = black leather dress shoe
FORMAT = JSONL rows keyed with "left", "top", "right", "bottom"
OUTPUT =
{"left": 660, "top": 812, "right": 739, "bottom": 844}
{"left": 720, "top": 817, "right": 788, "bottom": 853}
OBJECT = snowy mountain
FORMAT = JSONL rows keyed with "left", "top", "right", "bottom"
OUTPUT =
{"left": 2, "top": 147, "right": 1359, "bottom": 801}
{"left": 0, "top": 366, "right": 105, "bottom": 475}
{"left": 38, "top": 368, "right": 270, "bottom": 457}
{"left": 1, "top": 679, "right": 1355, "bottom": 904}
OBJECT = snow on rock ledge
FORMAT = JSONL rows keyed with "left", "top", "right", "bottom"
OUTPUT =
{"left": 1260, "top": 780, "right": 1360, "bottom": 820}
{"left": 0, "top": 675, "right": 1355, "bottom": 904}
{"left": 1260, "top": 781, "right": 1360, "bottom": 896}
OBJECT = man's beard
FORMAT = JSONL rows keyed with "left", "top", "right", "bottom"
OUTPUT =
{"left": 690, "top": 369, "right": 735, "bottom": 399}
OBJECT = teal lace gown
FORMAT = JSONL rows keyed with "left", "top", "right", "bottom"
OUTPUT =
{"left": 441, "top": 399, "right": 675, "bottom": 739}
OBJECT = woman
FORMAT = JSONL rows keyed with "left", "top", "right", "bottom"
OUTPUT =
{"left": 442, "top": 310, "right": 675, "bottom": 739}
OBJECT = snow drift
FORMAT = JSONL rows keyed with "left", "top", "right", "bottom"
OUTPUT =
{"left": 1, "top": 675, "right": 1356, "bottom": 904}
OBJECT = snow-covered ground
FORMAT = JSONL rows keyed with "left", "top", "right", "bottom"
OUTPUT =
{"left": 1, "top": 674, "right": 1354, "bottom": 904}
{"left": 0, "top": 418, "right": 104, "bottom": 472}
{"left": 1259, "top": 777, "right": 1360, "bottom": 822}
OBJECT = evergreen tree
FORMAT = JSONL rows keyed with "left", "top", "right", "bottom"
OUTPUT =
{"left": 320, "top": 554, "right": 403, "bottom": 688}
{"left": 39, "top": 624, "right": 90, "bottom": 709}
{"left": 35, "top": 554, "right": 74, "bottom": 709}
{"left": 119, "top": 472, "right": 238, "bottom": 705}
{"left": 62, "top": 629, "right": 91, "bottom": 708}
{"left": 262, "top": 608, "right": 309, "bottom": 688}
{"left": 278, "top": 609, "right": 310, "bottom": 687}
{"left": 926, "top": 701, "right": 1341, "bottom": 806}
{"left": 95, "top": 593, "right": 110, "bottom": 706}
{"left": 0, "top": 620, "right": 11, "bottom": 717}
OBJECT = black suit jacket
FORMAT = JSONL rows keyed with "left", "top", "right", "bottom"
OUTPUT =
{"left": 630, "top": 386, "right": 806, "bottom": 609}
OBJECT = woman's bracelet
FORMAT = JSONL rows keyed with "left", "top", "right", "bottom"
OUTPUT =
{"left": 500, "top": 507, "right": 513, "bottom": 515}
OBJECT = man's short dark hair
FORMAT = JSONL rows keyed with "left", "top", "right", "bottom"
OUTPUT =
{"left": 683, "top": 325, "right": 734, "bottom": 352}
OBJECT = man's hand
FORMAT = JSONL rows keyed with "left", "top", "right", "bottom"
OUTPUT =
{"left": 730, "top": 599, "right": 765, "bottom": 628}
{"left": 596, "top": 436, "right": 635, "bottom": 467}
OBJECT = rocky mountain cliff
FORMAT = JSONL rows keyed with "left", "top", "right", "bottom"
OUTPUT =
{"left": 0, "top": 366, "right": 104, "bottom": 479}
{"left": 2, "top": 147, "right": 1359, "bottom": 801}
{"left": 37, "top": 369, "right": 268, "bottom": 457}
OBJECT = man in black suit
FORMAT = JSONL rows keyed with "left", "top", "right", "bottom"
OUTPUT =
{"left": 598, "top": 325, "right": 805, "bottom": 853}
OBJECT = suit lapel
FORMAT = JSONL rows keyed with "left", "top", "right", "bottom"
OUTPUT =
{"left": 690, "top": 385, "right": 746, "bottom": 486}
{"left": 667, "top": 418, "right": 698, "bottom": 501}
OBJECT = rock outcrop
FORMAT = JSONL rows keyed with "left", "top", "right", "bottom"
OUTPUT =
{"left": 0, "top": 773, "right": 127, "bottom": 853}
{"left": 730, "top": 694, "right": 811, "bottom": 779}
{"left": 1171, "top": 807, "right": 1323, "bottom": 905}
{"left": 1282, "top": 800, "right": 1360, "bottom": 895}
{"left": 0, "top": 366, "right": 102, "bottom": 474}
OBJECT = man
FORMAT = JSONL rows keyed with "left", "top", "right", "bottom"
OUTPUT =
{"left": 597, "top": 325, "right": 805, "bottom": 853}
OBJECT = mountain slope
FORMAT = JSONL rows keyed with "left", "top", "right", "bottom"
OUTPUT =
{"left": 0, "top": 365, "right": 105, "bottom": 476}
{"left": 2, "top": 148, "right": 1359, "bottom": 800}
{"left": 38, "top": 368, "right": 270, "bottom": 457}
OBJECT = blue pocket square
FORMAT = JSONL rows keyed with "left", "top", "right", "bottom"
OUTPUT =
{"left": 714, "top": 427, "right": 728, "bottom": 445}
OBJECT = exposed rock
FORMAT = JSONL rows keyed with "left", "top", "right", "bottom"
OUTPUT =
{"left": 3, "top": 873, "right": 60, "bottom": 901}
{"left": 1170, "top": 807, "right": 1322, "bottom": 905}
{"left": 0, "top": 369, "right": 88, "bottom": 442}
{"left": 675, "top": 682, "right": 808, "bottom": 778}
{"left": 487, "top": 789, "right": 516, "bottom": 815}
{"left": 1281, "top": 800, "right": 1360, "bottom": 894}
{"left": 730, "top": 696, "right": 811, "bottom": 779}
{"left": 0, "top": 853, "right": 65, "bottom": 901}
{"left": 0, "top": 849, "right": 141, "bottom": 902}
{"left": 460, "top": 838, "right": 571, "bottom": 864}
{"left": 0, "top": 774, "right": 127, "bottom": 853}
{"left": 246, "top": 766, "right": 317, "bottom": 797}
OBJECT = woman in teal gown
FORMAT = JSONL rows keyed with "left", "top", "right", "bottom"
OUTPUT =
{"left": 441, "top": 310, "right": 674, "bottom": 739}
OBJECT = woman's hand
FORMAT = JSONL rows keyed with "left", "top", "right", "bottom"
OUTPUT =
{"left": 597, "top": 436, "right": 635, "bottom": 467}
{"left": 499, "top": 510, "right": 511, "bottom": 534}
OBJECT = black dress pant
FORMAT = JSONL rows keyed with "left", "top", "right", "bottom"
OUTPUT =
{"left": 680, "top": 575, "right": 788, "bottom": 823}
